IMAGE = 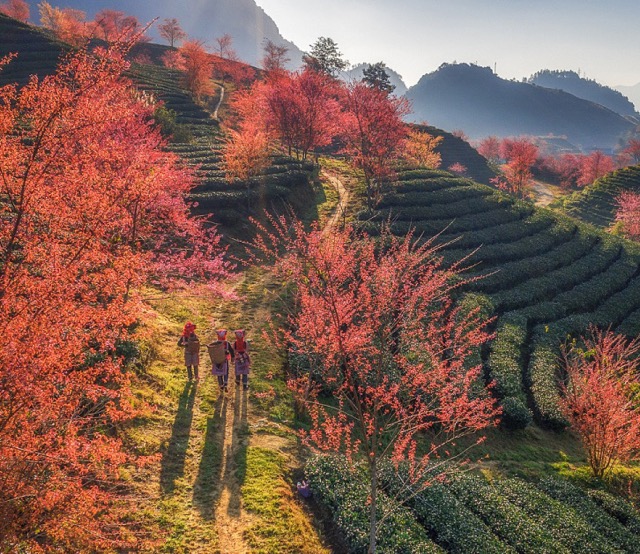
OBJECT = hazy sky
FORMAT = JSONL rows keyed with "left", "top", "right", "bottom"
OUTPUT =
{"left": 255, "top": 0, "right": 640, "bottom": 87}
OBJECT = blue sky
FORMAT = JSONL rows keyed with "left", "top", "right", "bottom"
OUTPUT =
{"left": 255, "top": 0, "right": 640, "bottom": 87}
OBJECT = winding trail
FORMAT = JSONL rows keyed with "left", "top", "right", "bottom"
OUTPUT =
{"left": 321, "top": 168, "right": 351, "bottom": 232}
{"left": 144, "top": 166, "right": 352, "bottom": 553}
{"left": 213, "top": 85, "right": 225, "bottom": 121}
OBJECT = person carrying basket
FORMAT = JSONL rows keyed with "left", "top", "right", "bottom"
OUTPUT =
{"left": 208, "top": 329, "right": 234, "bottom": 392}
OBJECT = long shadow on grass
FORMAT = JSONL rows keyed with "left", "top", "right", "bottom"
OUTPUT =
{"left": 193, "top": 392, "right": 227, "bottom": 519}
{"left": 160, "top": 381, "right": 197, "bottom": 495}
{"left": 227, "top": 384, "right": 249, "bottom": 517}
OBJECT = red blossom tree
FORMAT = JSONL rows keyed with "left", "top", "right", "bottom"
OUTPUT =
{"left": 492, "top": 137, "right": 538, "bottom": 198}
{"left": 342, "top": 81, "right": 410, "bottom": 208}
{"left": 158, "top": 17, "right": 186, "bottom": 48}
{"left": 177, "top": 39, "right": 215, "bottom": 100}
{"left": 477, "top": 135, "right": 501, "bottom": 164}
{"left": 0, "top": 0, "right": 29, "bottom": 22}
{"left": 618, "top": 137, "right": 640, "bottom": 166}
{"left": 91, "top": 9, "right": 146, "bottom": 44}
{"left": 560, "top": 328, "right": 640, "bottom": 479}
{"left": 233, "top": 68, "right": 343, "bottom": 161}
{"left": 577, "top": 150, "right": 615, "bottom": 187}
{"left": 223, "top": 124, "right": 271, "bottom": 183}
{"left": 0, "top": 46, "right": 229, "bottom": 550}
{"left": 251, "top": 218, "right": 499, "bottom": 554}
{"left": 38, "top": 1, "right": 87, "bottom": 46}
{"left": 615, "top": 190, "right": 640, "bottom": 239}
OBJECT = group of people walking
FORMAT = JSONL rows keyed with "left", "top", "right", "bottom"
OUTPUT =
{"left": 177, "top": 322, "right": 251, "bottom": 391}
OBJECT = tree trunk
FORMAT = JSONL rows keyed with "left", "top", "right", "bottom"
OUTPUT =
{"left": 368, "top": 458, "right": 378, "bottom": 554}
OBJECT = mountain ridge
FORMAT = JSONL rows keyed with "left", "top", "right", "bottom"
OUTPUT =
{"left": 22, "top": 0, "right": 304, "bottom": 68}
{"left": 406, "top": 63, "right": 635, "bottom": 151}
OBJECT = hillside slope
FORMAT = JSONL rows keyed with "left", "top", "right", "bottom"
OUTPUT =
{"left": 558, "top": 164, "right": 640, "bottom": 228}
{"left": 528, "top": 69, "right": 638, "bottom": 118}
{"left": 359, "top": 168, "right": 640, "bottom": 430}
{"left": 0, "top": 13, "right": 68, "bottom": 85}
{"left": 406, "top": 63, "right": 635, "bottom": 151}
{"left": 22, "top": 0, "right": 305, "bottom": 68}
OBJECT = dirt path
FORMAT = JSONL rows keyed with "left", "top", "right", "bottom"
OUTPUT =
{"left": 531, "top": 179, "right": 563, "bottom": 207}
{"left": 213, "top": 85, "right": 225, "bottom": 121}
{"left": 141, "top": 167, "right": 353, "bottom": 553}
{"left": 321, "top": 168, "right": 351, "bottom": 232}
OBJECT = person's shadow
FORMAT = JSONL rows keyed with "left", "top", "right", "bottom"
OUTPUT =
{"left": 160, "top": 381, "right": 196, "bottom": 495}
{"left": 193, "top": 392, "right": 227, "bottom": 519}
{"left": 227, "top": 385, "right": 250, "bottom": 517}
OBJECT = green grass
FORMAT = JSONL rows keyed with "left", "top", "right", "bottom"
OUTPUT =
{"left": 240, "top": 448, "right": 330, "bottom": 553}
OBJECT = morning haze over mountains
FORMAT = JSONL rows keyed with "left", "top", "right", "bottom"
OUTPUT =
{"left": 22, "top": 0, "right": 640, "bottom": 151}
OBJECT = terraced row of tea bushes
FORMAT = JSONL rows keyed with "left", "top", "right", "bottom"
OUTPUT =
{"left": 361, "top": 168, "right": 640, "bottom": 429}
{"left": 306, "top": 454, "right": 640, "bottom": 553}
{"left": 0, "top": 14, "right": 67, "bottom": 86}
{"left": 539, "top": 479, "right": 640, "bottom": 553}
{"left": 305, "top": 455, "right": 443, "bottom": 554}
{"left": 486, "top": 313, "right": 533, "bottom": 429}
{"left": 128, "top": 62, "right": 315, "bottom": 233}
{"left": 559, "top": 164, "right": 640, "bottom": 228}
{"left": 379, "top": 464, "right": 513, "bottom": 554}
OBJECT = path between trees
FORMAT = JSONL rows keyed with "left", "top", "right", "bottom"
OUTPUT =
{"left": 136, "top": 167, "right": 352, "bottom": 553}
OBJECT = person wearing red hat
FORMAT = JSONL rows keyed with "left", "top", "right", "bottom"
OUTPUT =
{"left": 233, "top": 329, "right": 251, "bottom": 390}
{"left": 177, "top": 321, "right": 200, "bottom": 381}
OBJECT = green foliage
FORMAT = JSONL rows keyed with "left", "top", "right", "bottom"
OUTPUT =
{"left": 305, "top": 455, "right": 443, "bottom": 554}
{"left": 494, "top": 478, "right": 622, "bottom": 553}
{"left": 362, "top": 165, "right": 640, "bottom": 432}
{"left": 559, "top": 164, "right": 640, "bottom": 228}
{"left": 379, "top": 465, "right": 512, "bottom": 554}
{"left": 539, "top": 478, "right": 640, "bottom": 552}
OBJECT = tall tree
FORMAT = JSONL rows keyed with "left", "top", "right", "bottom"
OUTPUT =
{"left": 177, "top": 39, "right": 215, "bottom": 100}
{"left": 0, "top": 0, "right": 29, "bottom": 22}
{"left": 303, "top": 36, "right": 348, "bottom": 78}
{"left": 214, "top": 33, "right": 238, "bottom": 60}
{"left": 92, "top": 9, "right": 146, "bottom": 44}
{"left": 577, "top": 150, "right": 615, "bottom": 187}
{"left": 251, "top": 218, "right": 499, "bottom": 554}
{"left": 262, "top": 38, "right": 290, "bottom": 74}
{"left": 158, "top": 17, "right": 186, "bottom": 48}
{"left": 342, "top": 81, "right": 410, "bottom": 207}
{"left": 560, "top": 328, "right": 640, "bottom": 479}
{"left": 492, "top": 137, "right": 538, "bottom": 198}
{"left": 0, "top": 46, "right": 229, "bottom": 551}
{"left": 476, "top": 135, "right": 501, "bottom": 165}
{"left": 362, "top": 62, "right": 395, "bottom": 94}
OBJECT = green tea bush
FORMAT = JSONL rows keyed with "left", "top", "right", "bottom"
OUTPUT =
{"left": 495, "top": 478, "right": 621, "bottom": 553}
{"left": 305, "top": 455, "right": 443, "bottom": 553}
{"left": 379, "top": 465, "right": 513, "bottom": 554}
{"left": 539, "top": 478, "right": 640, "bottom": 553}
{"left": 449, "top": 476, "right": 567, "bottom": 553}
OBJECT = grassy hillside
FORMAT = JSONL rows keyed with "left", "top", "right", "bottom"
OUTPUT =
{"left": 359, "top": 167, "right": 640, "bottom": 430}
{"left": 557, "top": 164, "right": 640, "bottom": 228}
